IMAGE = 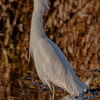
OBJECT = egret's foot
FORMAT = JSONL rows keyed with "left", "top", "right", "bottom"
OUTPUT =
{"left": 49, "top": 84, "right": 55, "bottom": 100}
{"left": 52, "top": 84, "right": 55, "bottom": 100}
{"left": 49, "top": 91, "right": 54, "bottom": 100}
{"left": 49, "top": 92, "right": 52, "bottom": 100}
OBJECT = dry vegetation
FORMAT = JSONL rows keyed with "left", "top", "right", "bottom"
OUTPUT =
{"left": 0, "top": 0, "right": 100, "bottom": 76}
{"left": 0, "top": 0, "right": 100, "bottom": 99}
{"left": 44, "top": 0, "right": 100, "bottom": 70}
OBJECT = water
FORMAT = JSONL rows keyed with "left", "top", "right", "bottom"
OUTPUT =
{"left": 1, "top": 68, "right": 100, "bottom": 100}
{"left": 0, "top": 77, "right": 100, "bottom": 100}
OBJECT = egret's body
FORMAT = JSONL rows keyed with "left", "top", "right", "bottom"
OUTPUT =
{"left": 30, "top": 0, "right": 90, "bottom": 99}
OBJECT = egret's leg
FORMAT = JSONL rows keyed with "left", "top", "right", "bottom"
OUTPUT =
{"left": 46, "top": 82, "right": 52, "bottom": 100}
{"left": 49, "top": 87, "right": 53, "bottom": 100}
{"left": 52, "top": 84, "right": 55, "bottom": 100}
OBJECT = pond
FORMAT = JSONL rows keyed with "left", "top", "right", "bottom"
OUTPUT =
{"left": 0, "top": 70, "right": 100, "bottom": 100}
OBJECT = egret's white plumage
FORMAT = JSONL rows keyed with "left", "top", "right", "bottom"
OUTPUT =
{"left": 29, "top": 0, "right": 91, "bottom": 99}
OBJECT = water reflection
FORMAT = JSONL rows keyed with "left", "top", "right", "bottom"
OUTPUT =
{"left": 0, "top": 77, "right": 100, "bottom": 100}
{"left": 60, "top": 95, "right": 84, "bottom": 100}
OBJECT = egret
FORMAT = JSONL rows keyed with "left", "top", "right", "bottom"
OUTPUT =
{"left": 29, "top": 0, "right": 91, "bottom": 99}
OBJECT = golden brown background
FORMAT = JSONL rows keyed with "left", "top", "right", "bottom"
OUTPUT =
{"left": 0, "top": 0, "right": 100, "bottom": 100}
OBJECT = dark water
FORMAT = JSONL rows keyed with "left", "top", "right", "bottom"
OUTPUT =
{"left": 0, "top": 76, "right": 100, "bottom": 100}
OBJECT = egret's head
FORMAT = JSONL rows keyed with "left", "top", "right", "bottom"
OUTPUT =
{"left": 34, "top": 0, "right": 49, "bottom": 13}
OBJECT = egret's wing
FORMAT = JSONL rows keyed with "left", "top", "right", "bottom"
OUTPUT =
{"left": 33, "top": 37, "right": 90, "bottom": 95}
{"left": 33, "top": 37, "right": 67, "bottom": 80}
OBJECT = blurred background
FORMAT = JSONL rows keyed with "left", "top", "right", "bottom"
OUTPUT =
{"left": 0, "top": 0, "right": 100, "bottom": 100}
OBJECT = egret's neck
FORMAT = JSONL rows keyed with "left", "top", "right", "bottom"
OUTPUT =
{"left": 30, "top": 9, "right": 45, "bottom": 46}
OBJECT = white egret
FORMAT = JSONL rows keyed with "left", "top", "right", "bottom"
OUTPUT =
{"left": 29, "top": 0, "right": 91, "bottom": 99}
